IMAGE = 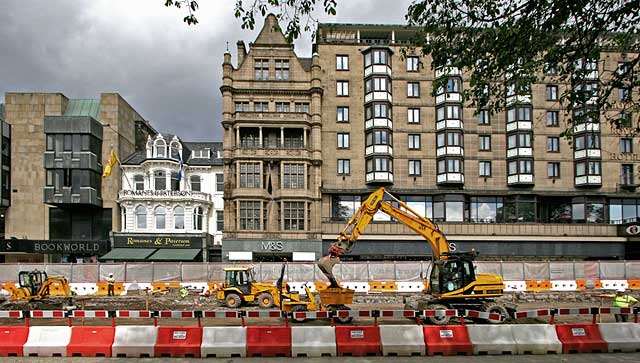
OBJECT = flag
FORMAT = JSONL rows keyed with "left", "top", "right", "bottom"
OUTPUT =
{"left": 177, "top": 154, "right": 184, "bottom": 182}
{"left": 102, "top": 149, "right": 119, "bottom": 178}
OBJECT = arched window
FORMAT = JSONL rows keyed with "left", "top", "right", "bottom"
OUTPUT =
{"left": 135, "top": 205, "right": 147, "bottom": 229}
{"left": 171, "top": 171, "right": 180, "bottom": 191}
{"left": 155, "top": 206, "right": 166, "bottom": 230}
{"left": 154, "top": 170, "right": 166, "bottom": 190}
{"left": 155, "top": 139, "right": 166, "bottom": 158}
{"left": 133, "top": 174, "right": 144, "bottom": 190}
{"left": 170, "top": 142, "right": 181, "bottom": 160}
{"left": 190, "top": 175, "right": 201, "bottom": 192}
{"left": 174, "top": 206, "right": 184, "bottom": 229}
{"left": 193, "top": 207, "right": 203, "bottom": 230}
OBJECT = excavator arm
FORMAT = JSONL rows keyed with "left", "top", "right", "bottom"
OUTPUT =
{"left": 318, "top": 187, "right": 451, "bottom": 287}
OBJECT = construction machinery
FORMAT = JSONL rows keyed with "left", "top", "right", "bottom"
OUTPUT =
{"left": 317, "top": 187, "right": 514, "bottom": 324}
{"left": 8, "top": 270, "right": 73, "bottom": 309}
{"left": 216, "top": 267, "right": 281, "bottom": 308}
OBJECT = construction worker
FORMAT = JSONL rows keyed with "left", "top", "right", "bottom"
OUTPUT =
{"left": 106, "top": 273, "right": 115, "bottom": 297}
{"left": 594, "top": 288, "right": 638, "bottom": 322}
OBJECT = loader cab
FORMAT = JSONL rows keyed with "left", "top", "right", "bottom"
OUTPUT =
{"left": 18, "top": 270, "right": 48, "bottom": 296}
{"left": 429, "top": 253, "right": 477, "bottom": 295}
{"left": 223, "top": 267, "right": 255, "bottom": 295}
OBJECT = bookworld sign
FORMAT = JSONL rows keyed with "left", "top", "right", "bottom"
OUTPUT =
{"left": 0, "top": 240, "right": 109, "bottom": 254}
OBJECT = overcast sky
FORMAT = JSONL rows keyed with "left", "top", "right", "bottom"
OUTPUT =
{"left": 0, "top": 0, "right": 412, "bottom": 141}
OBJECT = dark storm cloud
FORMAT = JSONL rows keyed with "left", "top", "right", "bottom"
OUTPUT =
{"left": 0, "top": 0, "right": 411, "bottom": 141}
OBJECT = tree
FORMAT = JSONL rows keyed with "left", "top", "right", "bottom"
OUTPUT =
{"left": 165, "top": 0, "right": 337, "bottom": 42}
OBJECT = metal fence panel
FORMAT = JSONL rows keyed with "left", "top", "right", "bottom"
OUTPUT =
{"left": 395, "top": 262, "right": 422, "bottom": 281}
{"left": 0, "top": 264, "right": 20, "bottom": 282}
{"left": 549, "top": 262, "right": 575, "bottom": 280}
{"left": 340, "top": 262, "right": 368, "bottom": 281}
{"left": 500, "top": 262, "right": 525, "bottom": 280}
{"left": 70, "top": 264, "right": 99, "bottom": 283}
{"left": 523, "top": 262, "right": 550, "bottom": 280}
{"left": 45, "top": 264, "right": 73, "bottom": 281}
{"left": 260, "top": 263, "right": 285, "bottom": 281}
{"left": 152, "top": 263, "right": 181, "bottom": 282}
{"left": 475, "top": 262, "right": 502, "bottom": 277}
{"left": 368, "top": 262, "right": 396, "bottom": 280}
{"left": 573, "top": 261, "right": 599, "bottom": 279}
{"left": 626, "top": 261, "right": 640, "bottom": 279}
{"left": 125, "top": 263, "right": 154, "bottom": 282}
{"left": 99, "top": 264, "right": 125, "bottom": 282}
{"left": 287, "top": 263, "right": 315, "bottom": 281}
{"left": 600, "top": 261, "right": 626, "bottom": 279}
{"left": 181, "top": 263, "right": 208, "bottom": 282}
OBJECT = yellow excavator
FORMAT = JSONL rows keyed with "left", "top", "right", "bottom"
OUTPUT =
{"left": 8, "top": 270, "right": 73, "bottom": 310}
{"left": 317, "top": 187, "right": 514, "bottom": 324}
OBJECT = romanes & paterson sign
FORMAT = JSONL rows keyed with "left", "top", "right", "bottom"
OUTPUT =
{"left": 113, "top": 235, "right": 202, "bottom": 249}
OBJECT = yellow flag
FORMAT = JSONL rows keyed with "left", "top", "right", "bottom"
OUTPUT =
{"left": 102, "top": 149, "right": 119, "bottom": 177}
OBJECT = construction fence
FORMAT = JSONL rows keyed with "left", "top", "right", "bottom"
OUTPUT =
{"left": 0, "top": 260, "right": 639, "bottom": 283}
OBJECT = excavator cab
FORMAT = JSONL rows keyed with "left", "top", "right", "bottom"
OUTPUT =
{"left": 18, "top": 270, "right": 48, "bottom": 296}
{"left": 224, "top": 268, "right": 255, "bottom": 295}
{"left": 429, "top": 254, "right": 476, "bottom": 295}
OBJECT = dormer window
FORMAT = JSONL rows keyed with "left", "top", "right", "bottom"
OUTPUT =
{"left": 154, "top": 139, "right": 166, "bottom": 158}
{"left": 191, "top": 148, "right": 211, "bottom": 159}
{"left": 170, "top": 141, "right": 181, "bottom": 160}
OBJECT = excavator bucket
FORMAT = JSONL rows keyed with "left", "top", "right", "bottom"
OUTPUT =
{"left": 317, "top": 255, "right": 341, "bottom": 288}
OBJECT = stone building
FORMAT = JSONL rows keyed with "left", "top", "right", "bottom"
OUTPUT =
{"left": 105, "top": 133, "right": 224, "bottom": 262}
{"left": 221, "top": 14, "right": 323, "bottom": 261}
{"left": 315, "top": 23, "right": 639, "bottom": 260}
{"left": 1, "top": 93, "right": 154, "bottom": 262}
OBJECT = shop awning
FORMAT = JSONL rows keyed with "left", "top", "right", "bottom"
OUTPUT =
{"left": 147, "top": 248, "right": 201, "bottom": 261}
{"left": 99, "top": 248, "right": 157, "bottom": 260}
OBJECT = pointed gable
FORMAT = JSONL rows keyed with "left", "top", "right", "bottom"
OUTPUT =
{"left": 253, "top": 14, "right": 288, "bottom": 45}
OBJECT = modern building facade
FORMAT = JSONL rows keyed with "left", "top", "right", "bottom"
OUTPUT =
{"left": 315, "top": 23, "right": 639, "bottom": 260}
{"left": 221, "top": 14, "right": 323, "bottom": 261}
{"left": 105, "top": 133, "right": 224, "bottom": 262}
{"left": 1, "top": 93, "right": 153, "bottom": 262}
{"left": 0, "top": 104, "right": 10, "bottom": 243}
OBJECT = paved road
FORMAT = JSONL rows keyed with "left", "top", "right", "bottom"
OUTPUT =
{"left": 4, "top": 354, "right": 640, "bottom": 362}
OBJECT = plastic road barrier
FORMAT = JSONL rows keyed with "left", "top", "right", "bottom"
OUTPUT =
{"left": 155, "top": 326, "right": 202, "bottom": 358}
{"left": 423, "top": 326, "right": 472, "bottom": 356}
{"left": 379, "top": 325, "right": 424, "bottom": 356}
{"left": 598, "top": 323, "right": 640, "bottom": 353}
{"left": 0, "top": 326, "right": 29, "bottom": 357}
{"left": 111, "top": 326, "right": 158, "bottom": 358}
{"left": 511, "top": 324, "right": 562, "bottom": 355}
{"left": 201, "top": 327, "right": 246, "bottom": 358}
{"left": 23, "top": 326, "right": 72, "bottom": 357}
{"left": 67, "top": 327, "right": 115, "bottom": 357}
{"left": 335, "top": 326, "right": 381, "bottom": 357}
{"left": 555, "top": 324, "right": 607, "bottom": 354}
{"left": 291, "top": 326, "right": 336, "bottom": 357}
{"left": 246, "top": 326, "right": 291, "bottom": 357}
{"left": 467, "top": 325, "right": 517, "bottom": 355}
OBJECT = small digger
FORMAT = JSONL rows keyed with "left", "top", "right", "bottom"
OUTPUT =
{"left": 216, "top": 267, "right": 281, "bottom": 309}
{"left": 6, "top": 270, "right": 74, "bottom": 310}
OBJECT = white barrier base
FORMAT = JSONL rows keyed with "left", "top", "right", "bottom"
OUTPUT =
{"left": 291, "top": 326, "right": 336, "bottom": 357}
{"left": 112, "top": 326, "right": 158, "bottom": 358}
{"left": 23, "top": 326, "right": 72, "bottom": 357}
{"left": 467, "top": 325, "right": 517, "bottom": 355}
{"left": 512, "top": 324, "right": 562, "bottom": 354}
{"left": 380, "top": 325, "right": 425, "bottom": 356}
{"left": 599, "top": 323, "right": 640, "bottom": 353}
{"left": 201, "top": 326, "right": 246, "bottom": 358}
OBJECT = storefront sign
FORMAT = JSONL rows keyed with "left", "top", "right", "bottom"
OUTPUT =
{"left": 261, "top": 240, "right": 284, "bottom": 251}
{"left": 120, "top": 190, "right": 196, "bottom": 197}
{"left": 609, "top": 152, "right": 640, "bottom": 161}
{"left": 619, "top": 224, "right": 640, "bottom": 237}
{"left": 113, "top": 235, "right": 202, "bottom": 249}
{"left": 0, "top": 240, "right": 109, "bottom": 254}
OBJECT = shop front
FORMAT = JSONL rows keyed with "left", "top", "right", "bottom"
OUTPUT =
{"left": 222, "top": 239, "right": 323, "bottom": 262}
{"left": 619, "top": 223, "right": 640, "bottom": 259}
{"left": 103, "top": 233, "right": 216, "bottom": 262}
{"left": 0, "top": 239, "right": 109, "bottom": 263}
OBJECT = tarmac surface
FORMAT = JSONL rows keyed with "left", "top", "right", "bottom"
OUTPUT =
{"left": 3, "top": 353, "right": 640, "bottom": 362}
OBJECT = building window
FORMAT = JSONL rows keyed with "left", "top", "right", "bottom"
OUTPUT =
{"left": 507, "top": 106, "right": 532, "bottom": 123}
{"left": 274, "top": 59, "right": 289, "bottom": 80}
{"left": 575, "top": 160, "right": 601, "bottom": 176}
{"left": 436, "top": 104, "right": 462, "bottom": 121}
{"left": 408, "top": 134, "right": 421, "bottom": 150}
{"left": 216, "top": 210, "right": 224, "bottom": 232}
{"left": 622, "top": 164, "right": 634, "bottom": 185}
{"left": 408, "top": 160, "right": 422, "bottom": 176}
{"left": 239, "top": 162, "right": 261, "bottom": 188}
{"left": 479, "top": 161, "right": 492, "bottom": 176}
{"left": 619, "top": 87, "right": 631, "bottom": 101}
{"left": 609, "top": 199, "right": 640, "bottom": 224}
{"left": 437, "top": 158, "right": 462, "bottom": 174}
{"left": 437, "top": 131, "right": 463, "bottom": 147}
{"left": 366, "top": 129, "right": 392, "bottom": 147}
{"left": 470, "top": 196, "right": 503, "bottom": 223}
{"left": 479, "top": 135, "right": 491, "bottom": 151}
{"left": 365, "top": 77, "right": 390, "bottom": 93}
{"left": 548, "top": 162, "right": 560, "bottom": 178}
{"left": 336, "top": 55, "right": 348, "bottom": 70}
{"left": 337, "top": 107, "right": 349, "bottom": 122}
{"left": 170, "top": 172, "right": 180, "bottom": 191}
{"left": 407, "top": 82, "right": 420, "bottom": 97}
{"left": 547, "top": 137, "right": 560, "bottom": 152}
{"left": 193, "top": 206, "right": 204, "bottom": 230}
{"left": 620, "top": 112, "right": 632, "bottom": 128}
{"left": 191, "top": 175, "right": 201, "bottom": 192}
{"left": 332, "top": 195, "right": 360, "bottom": 220}
{"left": 572, "top": 197, "right": 604, "bottom": 223}
{"left": 366, "top": 157, "right": 393, "bottom": 173}
{"left": 337, "top": 81, "right": 349, "bottom": 96}
{"left": 275, "top": 102, "right": 290, "bottom": 112}
{"left": 154, "top": 139, "right": 166, "bottom": 158}
{"left": 135, "top": 205, "right": 147, "bottom": 229}
{"left": 170, "top": 142, "right": 181, "bottom": 159}
{"left": 283, "top": 163, "right": 304, "bottom": 189}
{"left": 433, "top": 194, "right": 465, "bottom": 222}
{"left": 154, "top": 170, "right": 166, "bottom": 190}
{"left": 546, "top": 85, "right": 558, "bottom": 100}
{"left": 437, "top": 77, "right": 461, "bottom": 95}
{"left": 295, "top": 102, "right": 310, "bottom": 113}
{"left": 254, "top": 101, "right": 269, "bottom": 112}
{"left": 338, "top": 159, "right": 350, "bottom": 175}
{"left": 364, "top": 49, "right": 390, "bottom": 66}
{"left": 133, "top": 174, "right": 144, "bottom": 190}
{"left": 574, "top": 133, "right": 600, "bottom": 150}
{"left": 507, "top": 133, "right": 532, "bottom": 149}
{"left": 239, "top": 201, "right": 260, "bottom": 230}
{"left": 174, "top": 206, "right": 184, "bottom": 229}
{"left": 508, "top": 159, "right": 533, "bottom": 175}
{"left": 154, "top": 206, "right": 166, "bottom": 230}
{"left": 254, "top": 58, "right": 269, "bottom": 80}
{"left": 621, "top": 138, "right": 633, "bottom": 153}
{"left": 337, "top": 133, "right": 350, "bottom": 148}
{"left": 478, "top": 110, "right": 490, "bottom": 125}
{"left": 283, "top": 201, "right": 305, "bottom": 230}
{"left": 366, "top": 103, "right": 391, "bottom": 120}
{"left": 216, "top": 173, "right": 224, "bottom": 192}
{"left": 408, "top": 108, "right": 420, "bottom": 124}
{"left": 399, "top": 195, "right": 433, "bottom": 219}
{"left": 546, "top": 111, "right": 559, "bottom": 126}
{"left": 235, "top": 102, "right": 249, "bottom": 112}
{"left": 406, "top": 56, "right": 419, "bottom": 71}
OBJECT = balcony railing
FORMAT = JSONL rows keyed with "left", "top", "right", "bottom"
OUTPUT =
{"left": 436, "top": 119, "right": 463, "bottom": 131}
{"left": 364, "top": 91, "right": 392, "bottom": 103}
{"left": 364, "top": 64, "right": 392, "bottom": 77}
{"left": 575, "top": 175, "right": 602, "bottom": 186}
{"left": 573, "top": 122, "right": 600, "bottom": 134}
{"left": 507, "top": 147, "right": 533, "bottom": 158}
{"left": 435, "top": 67, "right": 461, "bottom": 79}
{"left": 437, "top": 172, "right": 464, "bottom": 184}
{"left": 436, "top": 146, "right": 464, "bottom": 157}
{"left": 435, "top": 92, "right": 461, "bottom": 105}
{"left": 507, "top": 174, "right": 534, "bottom": 185}
{"left": 506, "top": 121, "right": 532, "bottom": 132}
{"left": 574, "top": 148, "right": 601, "bottom": 159}
{"left": 365, "top": 145, "right": 393, "bottom": 157}
{"left": 365, "top": 171, "right": 394, "bottom": 184}
{"left": 365, "top": 117, "right": 392, "bottom": 130}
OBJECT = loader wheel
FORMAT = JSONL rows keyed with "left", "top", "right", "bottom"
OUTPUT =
{"left": 333, "top": 305, "right": 353, "bottom": 324}
{"left": 482, "top": 302, "right": 509, "bottom": 324}
{"left": 225, "top": 293, "right": 242, "bottom": 309}
{"left": 424, "top": 303, "right": 451, "bottom": 325}
{"left": 291, "top": 305, "right": 308, "bottom": 323}
{"left": 257, "top": 292, "right": 274, "bottom": 309}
